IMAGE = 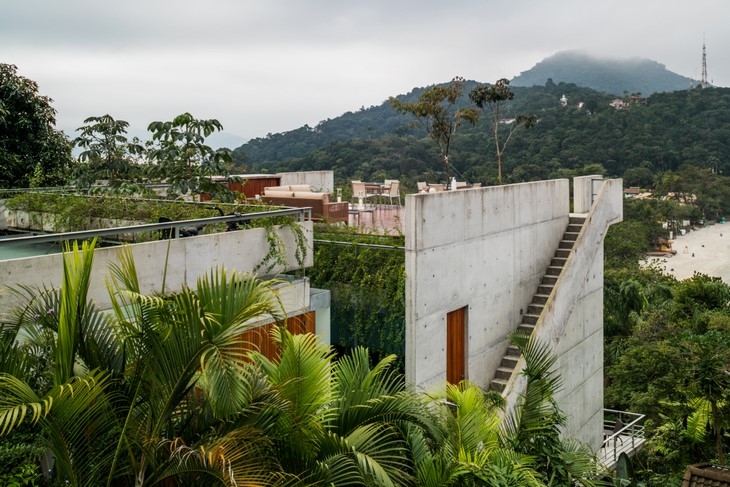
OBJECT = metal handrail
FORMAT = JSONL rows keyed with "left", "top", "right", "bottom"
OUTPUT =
{"left": 602, "top": 408, "right": 646, "bottom": 462}
{"left": 0, "top": 207, "right": 310, "bottom": 246}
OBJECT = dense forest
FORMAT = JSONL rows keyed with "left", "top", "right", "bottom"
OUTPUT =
{"left": 233, "top": 82, "right": 730, "bottom": 196}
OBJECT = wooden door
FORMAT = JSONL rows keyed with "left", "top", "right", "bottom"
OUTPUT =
{"left": 446, "top": 307, "right": 467, "bottom": 384}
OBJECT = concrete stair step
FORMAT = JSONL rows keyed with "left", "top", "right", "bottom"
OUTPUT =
{"left": 500, "top": 355, "right": 519, "bottom": 368}
{"left": 490, "top": 379, "right": 507, "bottom": 393}
{"left": 559, "top": 240, "right": 574, "bottom": 249}
{"left": 522, "top": 314, "right": 539, "bottom": 325}
{"left": 555, "top": 248, "right": 571, "bottom": 258}
{"left": 506, "top": 345, "right": 521, "bottom": 357}
{"left": 527, "top": 303, "right": 544, "bottom": 315}
{"left": 563, "top": 231, "right": 580, "bottom": 241}
{"left": 551, "top": 257, "right": 567, "bottom": 267}
{"left": 495, "top": 367, "right": 513, "bottom": 380}
{"left": 545, "top": 265, "right": 562, "bottom": 276}
{"left": 518, "top": 323, "right": 535, "bottom": 333}
{"left": 541, "top": 275, "right": 558, "bottom": 285}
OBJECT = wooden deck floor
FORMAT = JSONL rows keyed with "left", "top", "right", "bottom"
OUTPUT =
{"left": 597, "top": 434, "right": 646, "bottom": 470}
{"left": 347, "top": 204, "right": 405, "bottom": 235}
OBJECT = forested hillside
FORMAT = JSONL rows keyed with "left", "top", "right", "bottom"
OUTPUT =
{"left": 233, "top": 82, "right": 730, "bottom": 191}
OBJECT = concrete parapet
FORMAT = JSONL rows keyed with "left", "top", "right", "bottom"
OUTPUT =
{"left": 0, "top": 222, "right": 313, "bottom": 316}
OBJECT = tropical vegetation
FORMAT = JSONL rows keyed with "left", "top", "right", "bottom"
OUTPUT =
{"left": 601, "top": 196, "right": 730, "bottom": 484}
{"left": 0, "top": 64, "right": 73, "bottom": 188}
{"left": 0, "top": 239, "right": 609, "bottom": 486}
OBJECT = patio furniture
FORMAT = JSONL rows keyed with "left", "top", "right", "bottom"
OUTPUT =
{"left": 262, "top": 186, "right": 348, "bottom": 223}
{"left": 384, "top": 180, "right": 401, "bottom": 207}
{"left": 352, "top": 181, "right": 379, "bottom": 208}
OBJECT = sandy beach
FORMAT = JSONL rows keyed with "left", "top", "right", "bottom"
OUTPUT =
{"left": 646, "top": 222, "right": 730, "bottom": 283}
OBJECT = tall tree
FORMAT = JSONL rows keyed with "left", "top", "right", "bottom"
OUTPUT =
{"left": 0, "top": 64, "right": 73, "bottom": 188}
{"left": 72, "top": 114, "right": 146, "bottom": 192}
{"left": 469, "top": 78, "right": 537, "bottom": 184}
{"left": 389, "top": 76, "right": 478, "bottom": 182}
{"left": 146, "top": 113, "right": 237, "bottom": 201}
{"left": 677, "top": 331, "right": 730, "bottom": 465}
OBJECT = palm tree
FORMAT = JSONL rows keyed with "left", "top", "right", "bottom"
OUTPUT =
{"left": 504, "top": 334, "right": 609, "bottom": 487}
{"left": 413, "top": 381, "right": 541, "bottom": 487}
{"left": 252, "top": 331, "right": 441, "bottom": 486}
{"left": 0, "top": 240, "right": 289, "bottom": 486}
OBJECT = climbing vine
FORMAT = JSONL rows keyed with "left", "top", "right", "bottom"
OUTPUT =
{"left": 253, "top": 216, "right": 307, "bottom": 276}
{"left": 310, "top": 224, "right": 406, "bottom": 368}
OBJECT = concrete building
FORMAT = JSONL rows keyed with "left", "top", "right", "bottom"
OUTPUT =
{"left": 1, "top": 174, "right": 623, "bottom": 451}
{"left": 405, "top": 176, "right": 623, "bottom": 450}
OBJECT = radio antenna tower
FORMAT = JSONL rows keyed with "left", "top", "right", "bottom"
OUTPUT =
{"left": 701, "top": 36, "right": 708, "bottom": 88}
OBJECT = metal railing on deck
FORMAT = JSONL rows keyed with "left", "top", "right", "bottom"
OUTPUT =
{"left": 602, "top": 408, "right": 646, "bottom": 463}
{"left": 0, "top": 207, "right": 310, "bottom": 247}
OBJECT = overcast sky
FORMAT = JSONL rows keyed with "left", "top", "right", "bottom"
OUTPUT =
{"left": 3, "top": 0, "right": 727, "bottom": 146}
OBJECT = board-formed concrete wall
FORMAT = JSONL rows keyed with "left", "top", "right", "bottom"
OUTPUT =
{"left": 404, "top": 177, "right": 622, "bottom": 451}
{"left": 502, "top": 178, "right": 623, "bottom": 450}
{"left": 405, "top": 179, "right": 570, "bottom": 389}
{"left": 0, "top": 222, "right": 313, "bottom": 316}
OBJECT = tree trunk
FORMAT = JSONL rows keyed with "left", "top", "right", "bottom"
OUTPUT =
{"left": 712, "top": 400, "right": 725, "bottom": 465}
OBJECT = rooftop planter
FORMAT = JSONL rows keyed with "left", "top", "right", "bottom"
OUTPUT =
{"left": 2, "top": 192, "right": 281, "bottom": 237}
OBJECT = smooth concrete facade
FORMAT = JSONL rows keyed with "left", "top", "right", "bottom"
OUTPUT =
{"left": 405, "top": 178, "right": 622, "bottom": 451}
{"left": 0, "top": 222, "right": 314, "bottom": 319}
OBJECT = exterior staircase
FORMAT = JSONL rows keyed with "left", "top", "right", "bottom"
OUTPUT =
{"left": 489, "top": 215, "right": 586, "bottom": 393}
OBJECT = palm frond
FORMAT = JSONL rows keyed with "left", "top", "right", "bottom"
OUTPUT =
{"left": 556, "top": 438, "right": 611, "bottom": 487}
{"left": 445, "top": 381, "right": 502, "bottom": 455}
{"left": 254, "top": 328, "right": 334, "bottom": 421}
{"left": 684, "top": 396, "right": 711, "bottom": 443}
{"left": 0, "top": 332, "right": 33, "bottom": 380}
{"left": 1, "top": 371, "right": 119, "bottom": 486}
{"left": 151, "top": 427, "right": 277, "bottom": 487}
{"left": 55, "top": 238, "right": 97, "bottom": 385}
{"left": 0, "top": 373, "right": 47, "bottom": 435}
{"left": 315, "top": 424, "right": 413, "bottom": 487}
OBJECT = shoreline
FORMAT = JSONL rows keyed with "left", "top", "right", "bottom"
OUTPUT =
{"left": 645, "top": 222, "right": 730, "bottom": 283}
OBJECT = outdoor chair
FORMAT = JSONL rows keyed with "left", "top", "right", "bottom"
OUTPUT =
{"left": 385, "top": 180, "right": 401, "bottom": 207}
{"left": 604, "top": 418, "right": 625, "bottom": 445}
{"left": 351, "top": 181, "right": 377, "bottom": 209}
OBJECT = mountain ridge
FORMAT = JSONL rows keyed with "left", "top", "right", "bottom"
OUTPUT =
{"left": 231, "top": 51, "right": 707, "bottom": 175}
{"left": 511, "top": 50, "right": 697, "bottom": 95}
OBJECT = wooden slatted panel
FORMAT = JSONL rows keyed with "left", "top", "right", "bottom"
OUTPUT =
{"left": 446, "top": 307, "right": 467, "bottom": 384}
{"left": 231, "top": 177, "right": 281, "bottom": 198}
{"left": 286, "top": 311, "right": 316, "bottom": 335}
{"left": 236, "top": 312, "right": 316, "bottom": 361}
{"left": 241, "top": 322, "right": 279, "bottom": 360}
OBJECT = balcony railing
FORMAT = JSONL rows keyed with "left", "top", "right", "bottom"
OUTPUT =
{"left": 598, "top": 408, "right": 646, "bottom": 469}
{"left": 0, "top": 207, "right": 310, "bottom": 247}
